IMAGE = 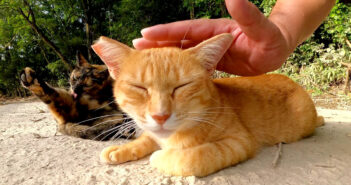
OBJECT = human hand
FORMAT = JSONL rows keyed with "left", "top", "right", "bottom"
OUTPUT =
{"left": 132, "top": 0, "right": 295, "bottom": 76}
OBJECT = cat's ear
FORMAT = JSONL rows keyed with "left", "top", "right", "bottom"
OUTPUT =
{"left": 76, "top": 51, "right": 89, "bottom": 67}
{"left": 185, "top": 33, "right": 234, "bottom": 74}
{"left": 91, "top": 36, "right": 132, "bottom": 79}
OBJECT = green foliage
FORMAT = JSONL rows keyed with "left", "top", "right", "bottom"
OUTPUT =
{"left": 46, "top": 60, "right": 69, "bottom": 87}
{"left": 249, "top": 0, "right": 277, "bottom": 16}
{"left": 183, "top": 0, "right": 229, "bottom": 18}
{"left": 0, "top": 0, "right": 350, "bottom": 97}
{"left": 109, "top": 0, "right": 187, "bottom": 45}
{"left": 276, "top": 45, "right": 349, "bottom": 92}
{"left": 322, "top": 1, "right": 351, "bottom": 44}
{"left": 287, "top": 40, "right": 325, "bottom": 67}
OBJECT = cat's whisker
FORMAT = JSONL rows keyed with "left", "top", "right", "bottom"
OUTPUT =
{"left": 92, "top": 126, "right": 121, "bottom": 141}
{"left": 75, "top": 113, "right": 126, "bottom": 125}
{"left": 99, "top": 125, "right": 127, "bottom": 141}
{"left": 92, "top": 120, "right": 134, "bottom": 139}
{"left": 126, "top": 129, "right": 137, "bottom": 140}
{"left": 178, "top": 107, "right": 236, "bottom": 115}
{"left": 186, "top": 118, "right": 217, "bottom": 129}
{"left": 110, "top": 125, "right": 136, "bottom": 141}
{"left": 81, "top": 117, "right": 127, "bottom": 132}
{"left": 187, "top": 117, "right": 221, "bottom": 126}
{"left": 185, "top": 112, "right": 236, "bottom": 115}
{"left": 107, "top": 121, "right": 137, "bottom": 141}
{"left": 203, "top": 107, "right": 236, "bottom": 110}
{"left": 185, "top": 117, "right": 224, "bottom": 130}
{"left": 92, "top": 121, "right": 133, "bottom": 141}
{"left": 93, "top": 100, "right": 116, "bottom": 111}
{"left": 118, "top": 126, "right": 142, "bottom": 141}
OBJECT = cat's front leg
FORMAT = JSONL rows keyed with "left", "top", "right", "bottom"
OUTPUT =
{"left": 20, "top": 67, "right": 72, "bottom": 105}
{"left": 100, "top": 133, "right": 159, "bottom": 164}
{"left": 21, "top": 67, "right": 77, "bottom": 122}
{"left": 150, "top": 137, "right": 257, "bottom": 177}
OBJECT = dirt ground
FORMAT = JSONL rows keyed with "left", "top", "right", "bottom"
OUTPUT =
{"left": 1, "top": 100, "right": 351, "bottom": 185}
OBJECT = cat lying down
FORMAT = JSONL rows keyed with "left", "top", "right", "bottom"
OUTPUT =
{"left": 92, "top": 33, "right": 323, "bottom": 177}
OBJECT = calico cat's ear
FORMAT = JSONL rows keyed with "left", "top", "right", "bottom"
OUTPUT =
{"left": 76, "top": 51, "right": 89, "bottom": 67}
{"left": 185, "top": 33, "right": 234, "bottom": 74}
{"left": 91, "top": 36, "right": 132, "bottom": 79}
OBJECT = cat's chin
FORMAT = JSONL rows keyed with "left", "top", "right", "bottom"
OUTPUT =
{"left": 148, "top": 129, "right": 173, "bottom": 139}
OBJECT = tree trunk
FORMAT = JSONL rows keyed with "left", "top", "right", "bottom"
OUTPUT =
{"left": 82, "top": 0, "right": 93, "bottom": 61}
{"left": 345, "top": 70, "right": 350, "bottom": 94}
{"left": 189, "top": 0, "right": 195, "bottom": 19}
{"left": 220, "top": 2, "right": 227, "bottom": 17}
{"left": 343, "top": 38, "right": 351, "bottom": 94}
{"left": 38, "top": 42, "right": 50, "bottom": 64}
{"left": 18, "top": 1, "right": 72, "bottom": 72}
{"left": 341, "top": 62, "right": 351, "bottom": 94}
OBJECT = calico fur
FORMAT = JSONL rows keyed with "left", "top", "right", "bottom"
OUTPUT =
{"left": 20, "top": 53, "right": 135, "bottom": 140}
{"left": 92, "top": 34, "right": 323, "bottom": 176}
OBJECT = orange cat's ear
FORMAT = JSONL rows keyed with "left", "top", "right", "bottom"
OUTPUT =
{"left": 185, "top": 33, "right": 234, "bottom": 74}
{"left": 91, "top": 36, "right": 132, "bottom": 79}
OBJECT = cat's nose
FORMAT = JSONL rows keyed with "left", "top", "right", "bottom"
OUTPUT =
{"left": 151, "top": 114, "right": 170, "bottom": 125}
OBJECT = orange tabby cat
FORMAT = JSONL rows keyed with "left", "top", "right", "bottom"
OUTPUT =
{"left": 91, "top": 33, "right": 323, "bottom": 177}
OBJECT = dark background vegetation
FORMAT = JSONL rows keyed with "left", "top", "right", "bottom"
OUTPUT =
{"left": 0, "top": 0, "right": 350, "bottom": 96}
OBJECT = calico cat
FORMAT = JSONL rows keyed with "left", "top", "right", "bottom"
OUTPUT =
{"left": 92, "top": 34, "right": 324, "bottom": 176}
{"left": 20, "top": 53, "right": 135, "bottom": 140}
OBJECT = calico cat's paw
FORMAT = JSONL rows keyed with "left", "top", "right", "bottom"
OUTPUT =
{"left": 100, "top": 145, "right": 137, "bottom": 164}
{"left": 20, "top": 67, "right": 38, "bottom": 87}
{"left": 20, "top": 67, "right": 45, "bottom": 95}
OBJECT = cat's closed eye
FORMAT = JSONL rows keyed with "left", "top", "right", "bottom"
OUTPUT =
{"left": 130, "top": 84, "right": 148, "bottom": 93}
{"left": 172, "top": 82, "right": 192, "bottom": 97}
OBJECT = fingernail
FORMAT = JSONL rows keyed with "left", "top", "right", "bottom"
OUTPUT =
{"left": 140, "top": 28, "right": 149, "bottom": 36}
{"left": 132, "top": 38, "right": 142, "bottom": 48}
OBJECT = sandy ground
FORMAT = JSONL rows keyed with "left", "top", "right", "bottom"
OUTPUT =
{"left": 1, "top": 101, "right": 351, "bottom": 185}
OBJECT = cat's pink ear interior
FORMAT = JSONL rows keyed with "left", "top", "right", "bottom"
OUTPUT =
{"left": 185, "top": 33, "right": 234, "bottom": 74}
{"left": 91, "top": 36, "right": 132, "bottom": 79}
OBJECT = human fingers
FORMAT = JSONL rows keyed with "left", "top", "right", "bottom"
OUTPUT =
{"left": 225, "top": 0, "right": 280, "bottom": 42}
{"left": 133, "top": 38, "right": 197, "bottom": 50}
{"left": 140, "top": 18, "right": 237, "bottom": 42}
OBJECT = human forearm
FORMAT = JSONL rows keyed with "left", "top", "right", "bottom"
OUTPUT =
{"left": 269, "top": 0, "right": 336, "bottom": 51}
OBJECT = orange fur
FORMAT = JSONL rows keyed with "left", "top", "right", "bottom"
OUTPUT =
{"left": 93, "top": 34, "right": 322, "bottom": 177}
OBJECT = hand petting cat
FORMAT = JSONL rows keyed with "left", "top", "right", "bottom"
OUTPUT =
{"left": 132, "top": 0, "right": 335, "bottom": 76}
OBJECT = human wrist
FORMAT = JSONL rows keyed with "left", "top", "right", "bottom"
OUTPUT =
{"left": 268, "top": 13, "right": 299, "bottom": 53}
{"left": 268, "top": 0, "right": 336, "bottom": 52}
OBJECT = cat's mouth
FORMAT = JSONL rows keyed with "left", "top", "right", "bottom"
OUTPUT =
{"left": 138, "top": 121, "right": 175, "bottom": 138}
{"left": 152, "top": 127, "right": 171, "bottom": 133}
{"left": 145, "top": 125, "right": 173, "bottom": 133}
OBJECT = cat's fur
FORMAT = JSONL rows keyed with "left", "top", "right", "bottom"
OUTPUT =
{"left": 92, "top": 34, "right": 324, "bottom": 176}
{"left": 20, "top": 53, "right": 134, "bottom": 140}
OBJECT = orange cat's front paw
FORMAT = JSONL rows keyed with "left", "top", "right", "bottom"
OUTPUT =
{"left": 150, "top": 149, "right": 202, "bottom": 176}
{"left": 149, "top": 150, "right": 163, "bottom": 167}
{"left": 100, "top": 145, "right": 136, "bottom": 165}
